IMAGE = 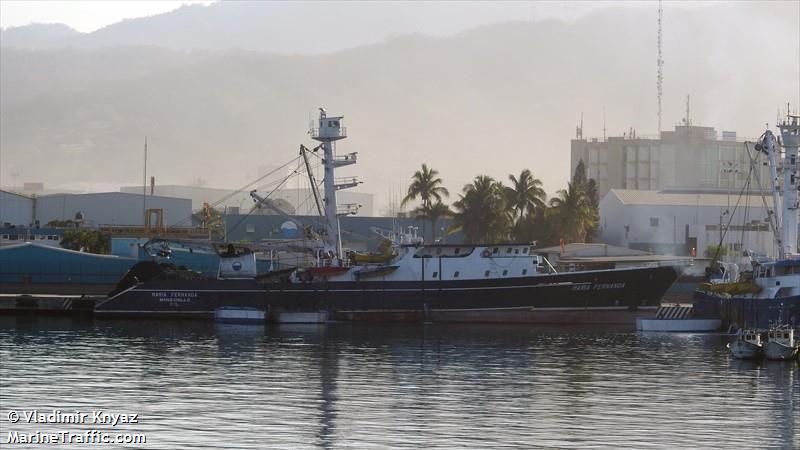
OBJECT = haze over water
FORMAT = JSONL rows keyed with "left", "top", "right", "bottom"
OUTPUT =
{"left": 1, "top": 318, "right": 798, "bottom": 449}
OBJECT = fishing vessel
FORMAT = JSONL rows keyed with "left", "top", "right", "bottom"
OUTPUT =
{"left": 728, "top": 328, "right": 763, "bottom": 359}
{"left": 96, "top": 109, "right": 686, "bottom": 324}
{"left": 693, "top": 114, "right": 800, "bottom": 330}
{"left": 763, "top": 326, "right": 798, "bottom": 361}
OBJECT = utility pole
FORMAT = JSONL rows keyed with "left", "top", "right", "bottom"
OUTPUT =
{"left": 657, "top": 0, "right": 663, "bottom": 137}
{"left": 143, "top": 137, "right": 148, "bottom": 228}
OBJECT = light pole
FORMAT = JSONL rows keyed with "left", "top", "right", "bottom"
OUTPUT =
{"left": 720, "top": 161, "right": 739, "bottom": 258}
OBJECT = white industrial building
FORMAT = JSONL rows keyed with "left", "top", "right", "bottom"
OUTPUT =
{"left": 0, "top": 190, "right": 34, "bottom": 226}
{"left": 599, "top": 189, "right": 781, "bottom": 258}
{"left": 0, "top": 191, "right": 192, "bottom": 227}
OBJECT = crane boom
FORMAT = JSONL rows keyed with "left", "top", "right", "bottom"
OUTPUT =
{"left": 300, "top": 144, "right": 324, "bottom": 216}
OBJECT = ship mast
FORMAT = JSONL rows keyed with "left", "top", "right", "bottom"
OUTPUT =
{"left": 310, "top": 108, "right": 358, "bottom": 260}
{"left": 777, "top": 113, "right": 799, "bottom": 257}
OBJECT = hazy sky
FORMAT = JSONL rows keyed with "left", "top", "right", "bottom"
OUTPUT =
{"left": 0, "top": 0, "right": 712, "bottom": 34}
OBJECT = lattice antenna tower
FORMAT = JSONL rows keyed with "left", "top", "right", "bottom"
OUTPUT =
{"left": 657, "top": 0, "right": 663, "bottom": 136}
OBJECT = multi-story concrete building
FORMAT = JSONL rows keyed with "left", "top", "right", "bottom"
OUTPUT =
{"left": 571, "top": 125, "right": 766, "bottom": 199}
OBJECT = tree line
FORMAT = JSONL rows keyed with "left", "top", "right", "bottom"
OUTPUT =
{"left": 402, "top": 161, "right": 599, "bottom": 246}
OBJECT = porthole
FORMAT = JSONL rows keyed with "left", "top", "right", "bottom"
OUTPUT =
{"left": 502, "top": 270, "right": 508, "bottom": 276}
{"left": 432, "top": 271, "right": 438, "bottom": 278}
{"left": 522, "top": 269, "right": 527, "bottom": 275}
{"left": 454, "top": 271, "right": 460, "bottom": 278}
{"left": 484, "top": 270, "right": 490, "bottom": 277}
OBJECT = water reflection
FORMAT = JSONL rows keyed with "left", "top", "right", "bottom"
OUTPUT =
{"left": 0, "top": 318, "right": 797, "bottom": 449}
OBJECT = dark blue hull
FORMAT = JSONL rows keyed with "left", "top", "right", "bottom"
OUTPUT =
{"left": 692, "top": 291, "right": 800, "bottom": 330}
{"left": 95, "top": 265, "right": 683, "bottom": 324}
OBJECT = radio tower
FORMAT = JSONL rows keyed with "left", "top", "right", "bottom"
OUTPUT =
{"left": 657, "top": 0, "right": 663, "bottom": 137}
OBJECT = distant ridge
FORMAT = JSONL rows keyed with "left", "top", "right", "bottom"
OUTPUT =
{"left": 1, "top": 23, "right": 81, "bottom": 49}
{"left": 1, "top": 3, "right": 798, "bottom": 206}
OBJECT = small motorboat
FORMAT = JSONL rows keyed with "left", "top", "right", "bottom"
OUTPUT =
{"left": 763, "top": 326, "right": 798, "bottom": 361}
{"left": 351, "top": 251, "right": 396, "bottom": 264}
{"left": 728, "top": 329, "right": 763, "bottom": 359}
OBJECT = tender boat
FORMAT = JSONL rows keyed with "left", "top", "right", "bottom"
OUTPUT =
{"left": 728, "top": 329, "right": 763, "bottom": 359}
{"left": 214, "top": 306, "right": 266, "bottom": 324}
{"left": 635, "top": 304, "right": 721, "bottom": 332}
{"left": 354, "top": 265, "right": 399, "bottom": 279}
{"left": 763, "top": 326, "right": 798, "bottom": 361}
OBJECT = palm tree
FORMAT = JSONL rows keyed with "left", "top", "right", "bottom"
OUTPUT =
{"left": 548, "top": 182, "right": 596, "bottom": 243}
{"left": 451, "top": 175, "right": 510, "bottom": 243}
{"left": 413, "top": 201, "right": 452, "bottom": 242}
{"left": 504, "top": 169, "right": 547, "bottom": 222}
{"left": 402, "top": 164, "right": 449, "bottom": 210}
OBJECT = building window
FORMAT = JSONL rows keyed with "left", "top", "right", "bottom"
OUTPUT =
{"left": 650, "top": 218, "right": 659, "bottom": 227}
{"left": 453, "top": 271, "right": 460, "bottom": 278}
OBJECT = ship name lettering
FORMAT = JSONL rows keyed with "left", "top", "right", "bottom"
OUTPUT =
{"left": 593, "top": 283, "right": 625, "bottom": 290}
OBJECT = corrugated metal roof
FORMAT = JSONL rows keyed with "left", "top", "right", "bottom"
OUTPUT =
{"left": 609, "top": 189, "right": 775, "bottom": 208}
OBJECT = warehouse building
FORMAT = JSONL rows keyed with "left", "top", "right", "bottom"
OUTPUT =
{"left": 1, "top": 191, "right": 192, "bottom": 228}
{"left": 0, "top": 190, "right": 33, "bottom": 226}
{"left": 119, "top": 184, "right": 375, "bottom": 217}
{"left": 599, "top": 188, "right": 780, "bottom": 258}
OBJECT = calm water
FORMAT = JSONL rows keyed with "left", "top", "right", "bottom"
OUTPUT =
{"left": 0, "top": 317, "right": 797, "bottom": 449}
